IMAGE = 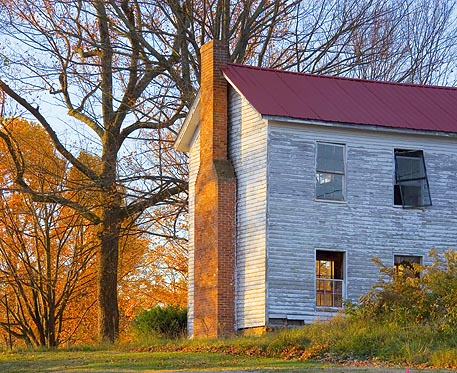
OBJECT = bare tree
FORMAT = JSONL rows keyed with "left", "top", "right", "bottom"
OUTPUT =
{"left": 0, "top": 0, "right": 298, "bottom": 343}
{"left": 0, "top": 0, "right": 455, "bottom": 343}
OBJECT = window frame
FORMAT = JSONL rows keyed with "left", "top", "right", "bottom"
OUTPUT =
{"left": 393, "top": 148, "right": 432, "bottom": 208}
{"left": 393, "top": 255, "right": 422, "bottom": 277}
{"left": 315, "top": 142, "right": 347, "bottom": 202}
{"left": 315, "top": 249, "right": 346, "bottom": 309}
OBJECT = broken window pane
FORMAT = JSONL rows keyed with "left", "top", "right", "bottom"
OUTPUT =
{"left": 316, "top": 173, "right": 344, "bottom": 201}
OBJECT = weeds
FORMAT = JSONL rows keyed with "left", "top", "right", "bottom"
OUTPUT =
{"left": 128, "top": 249, "right": 457, "bottom": 369}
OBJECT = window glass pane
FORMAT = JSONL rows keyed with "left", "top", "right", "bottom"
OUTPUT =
{"left": 396, "top": 155, "right": 425, "bottom": 181}
{"left": 316, "top": 260, "right": 334, "bottom": 278}
{"left": 316, "top": 173, "right": 344, "bottom": 201}
{"left": 399, "top": 179, "right": 431, "bottom": 207}
{"left": 421, "top": 179, "right": 432, "bottom": 206}
{"left": 315, "top": 279, "right": 343, "bottom": 307}
{"left": 317, "top": 143, "right": 344, "bottom": 173}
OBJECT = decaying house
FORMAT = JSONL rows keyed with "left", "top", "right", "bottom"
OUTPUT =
{"left": 174, "top": 40, "right": 457, "bottom": 338}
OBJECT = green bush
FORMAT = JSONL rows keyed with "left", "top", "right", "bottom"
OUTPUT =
{"left": 132, "top": 305, "right": 187, "bottom": 339}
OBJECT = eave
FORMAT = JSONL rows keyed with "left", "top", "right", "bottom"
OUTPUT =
{"left": 174, "top": 91, "right": 201, "bottom": 152}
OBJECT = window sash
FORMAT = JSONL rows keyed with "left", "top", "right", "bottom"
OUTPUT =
{"left": 394, "top": 149, "right": 432, "bottom": 208}
{"left": 316, "top": 279, "right": 343, "bottom": 307}
{"left": 316, "top": 143, "right": 344, "bottom": 173}
{"left": 395, "top": 152, "right": 426, "bottom": 182}
{"left": 316, "top": 173, "right": 344, "bottom": 201}
{"left": 399, "top": 179, "right": 431, "bottom": 207}
{"left": 316, "top": 143, "right": 345, "bottom": 201}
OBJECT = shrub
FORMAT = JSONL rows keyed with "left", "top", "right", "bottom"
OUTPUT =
{"left": 354, "top": 248, "right": 457, "bottom": 333}
{"left": 132, "top": 305, "right": 187, "bottom": 339}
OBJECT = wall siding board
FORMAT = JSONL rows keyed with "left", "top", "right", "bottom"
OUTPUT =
{"left": 266, "top": 121, "right": 457, "bottom": 322}
{"left": 187, "top": 130, "right": 200, "bottom": 336}
{"left": 228, "top": 88, "right": 268, "bottom": 329}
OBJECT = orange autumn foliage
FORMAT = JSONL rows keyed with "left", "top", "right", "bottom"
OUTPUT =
{"left": 0, "top": 118, "right": 188, "bottom": 347}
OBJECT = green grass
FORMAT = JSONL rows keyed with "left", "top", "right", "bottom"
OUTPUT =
{"left": 128, "top": 316, "right": 457, "bottom": 370}
{"left": 1, "top": 349, "right": 456, "bottom": 373}
{"left": 2, "top": 317, "right": 457, "bottom": 372}
{"left": 0, "top": 349, "right": 323, "bottom": 372}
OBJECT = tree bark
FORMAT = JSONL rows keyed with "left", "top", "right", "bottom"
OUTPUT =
{"left": 97, "top": 127, "right": 121, "bottom": 343}
{"left": 98, "top": 212, "right": 120, "bottom": 343}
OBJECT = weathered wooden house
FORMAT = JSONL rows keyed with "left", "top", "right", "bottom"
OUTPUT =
{"left": 175, "top": 40, "right": 457, "bottom": 338}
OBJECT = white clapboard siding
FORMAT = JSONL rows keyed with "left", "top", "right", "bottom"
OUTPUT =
{"left": 187, "top": 129, "right": 200, "bottom": 336}
{"left": 266, "top": 120, "right": 457, "bottom": 322}
{"left": 228, "top": 88, "right": 268, "bottom": 329}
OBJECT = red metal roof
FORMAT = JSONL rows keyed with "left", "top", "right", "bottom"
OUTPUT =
{"left": 222, "top": 64, "right": 457, "bottom": 134}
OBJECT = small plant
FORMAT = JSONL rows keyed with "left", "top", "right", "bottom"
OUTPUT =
{"left": 132, "top": 305, "right": 187, "bottom": 339}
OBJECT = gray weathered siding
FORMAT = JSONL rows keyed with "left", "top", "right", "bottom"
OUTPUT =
{"left": 228, "top": 88, "right": 268, "bottom": 329}
{"left": 187, "top": 129, "right": 200, "bottom": 336}
{"left": 266, "top": 121, "right": 457, "bottom": 322}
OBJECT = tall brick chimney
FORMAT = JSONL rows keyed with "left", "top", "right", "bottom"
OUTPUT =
{"left": 193, "top": 40, "right": 236, "bottom": 337}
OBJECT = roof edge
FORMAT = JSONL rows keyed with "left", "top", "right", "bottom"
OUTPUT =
{"left": 174, "top": 91, "right": 201, "bottom": 152}
{"left": 264, "top": 115, "right": 457, "bottom": 138}
{"left": 225, "top": 63, "right": 457, "bottom": 92}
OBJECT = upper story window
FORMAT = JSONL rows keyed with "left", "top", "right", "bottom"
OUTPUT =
{"left": 394, "top": 149, "right": 432, "bottom": 208}
{"left": 315, "top": 143, "right": 345, "bottom": 201}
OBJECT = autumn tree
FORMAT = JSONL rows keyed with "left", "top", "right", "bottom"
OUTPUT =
{"left": 0, "top": 0, "right": 455, "bottom": 344}
{"left": 0, "top": 118, "right": 154, "bottom": 347}
{"left": 0, "top": 118, "right": 99, "bottom": 348}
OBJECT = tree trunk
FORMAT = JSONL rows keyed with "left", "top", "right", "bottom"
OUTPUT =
{"left": 98, "top": 130, "right": 121, "bottom": 344}
{"left": 98, "top": 207, "right": 120, "bottom": 344}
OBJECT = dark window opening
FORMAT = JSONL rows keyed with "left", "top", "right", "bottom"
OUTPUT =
{"left": 394, "top": 149, "right": 432, "bottom": 208}
{"left": 394, "top": 255, "right": 421, "bottom": 277}
{"left": 268, "top": 318, "right": 304, "bottom": 328}
{"left": 316, "top": 250, "right": 344, "bottom": 308}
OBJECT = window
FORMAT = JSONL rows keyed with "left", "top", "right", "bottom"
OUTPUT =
{"left": 316, "top": 143, "right": 345, "bottom": 201}
{"left": 394, "top": 149, "right": 431, "bottom": 208}
{"left": 316, "top": 250, "right": 344, "bottom": 308}
{"left": 394, "top": 255, "right": 421, "bottom": 277}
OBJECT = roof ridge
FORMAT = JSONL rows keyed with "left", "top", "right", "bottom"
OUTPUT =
{"left": 225, "top": 63, "right": 457, "bottom": 92}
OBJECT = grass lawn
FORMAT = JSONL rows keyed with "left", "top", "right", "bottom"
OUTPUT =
{"left": 0, "top": 349, "right": 455, "bottom": 372}
{"left": 0, "top": 350, "right": 323, "bottom": 372}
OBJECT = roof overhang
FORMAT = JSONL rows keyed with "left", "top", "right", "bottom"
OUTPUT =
{"left": 264, "top": 115, "right": 457, "bottom": 138}
{"left": 174, "top": 91, "right": 201, "bottom": 152}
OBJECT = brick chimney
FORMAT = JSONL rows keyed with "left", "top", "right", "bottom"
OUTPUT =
{"left": 193, "top": 40, "right": 236, "bottom": 337}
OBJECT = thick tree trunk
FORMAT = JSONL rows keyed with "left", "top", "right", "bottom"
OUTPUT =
{"left": 97, "top": 129, "right": 121, "bottom": 344}
{"left": 98, "top": 207, "right": 120, "bottom": 344}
